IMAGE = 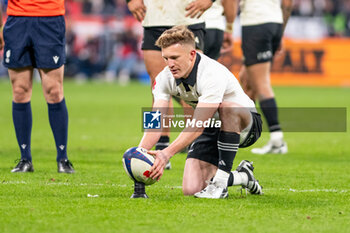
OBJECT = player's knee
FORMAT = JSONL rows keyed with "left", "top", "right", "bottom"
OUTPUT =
{"left": 219, "top": 104, "right": 240, "bottom": 120}
{"left": 182, "top": 183, "right": 202, "bottom": 196}
{"left": 13, "top": 86, "right": 31, "bottom": 102}
{"left": 182, "top": 186, "right": 198, "bottom": 196}
{"left": 219, "top": 104, "right": 242, "bottom": 130}
{"left": 45, "top": 87, "right": 63, "bottom": 103}
{"left": 255, "top": 84, "right": 274, "bottom": 99}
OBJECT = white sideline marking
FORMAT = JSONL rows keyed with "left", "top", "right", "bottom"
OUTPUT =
{"left": 1, "top": 181, "right": 27, "bottom": 184}
{"left": 283, "top": 188, "right": 348, "bottom": 193}
{"left": 1, "top": 181, "right": 348, "bottom": 193}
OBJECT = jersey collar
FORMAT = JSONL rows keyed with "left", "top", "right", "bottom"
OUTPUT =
{"left": 175, "top": 53, "right": 201, "bottom": 87}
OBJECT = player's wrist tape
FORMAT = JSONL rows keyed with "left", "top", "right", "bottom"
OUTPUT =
{"left": 225, "top": 23, "right": 234, "bottom": 34}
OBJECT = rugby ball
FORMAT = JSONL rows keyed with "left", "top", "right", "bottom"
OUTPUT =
{"left": 122, "top": 147, "right": 156, "bottom": 185}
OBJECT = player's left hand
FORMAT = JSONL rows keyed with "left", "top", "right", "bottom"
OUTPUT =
{"left": 148, "top": 150, "right": 170, "bottom": 181}
{"left": 127, "top": 0, "right": 147, "bottom": 22}
{"left": 220, "top": 32, "right": 234, "bottom": 54}
{"left": 185, "top": 0, "right": 213, "bottom": 18}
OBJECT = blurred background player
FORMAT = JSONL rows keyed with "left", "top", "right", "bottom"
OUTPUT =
{"left": 203, "top": 0, "right": 235, "bottom": 60}
{"left": 127, "top": 0, "right": 214, "bottom": 169}
{"left": 1, "top": 0, "right": 75, "bottom": 173}
{"left": 233, "top": 0, "right": 293, "bottom": 154}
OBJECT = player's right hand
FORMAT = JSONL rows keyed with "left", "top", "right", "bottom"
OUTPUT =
{"left": 185, "top": 0, "right": 213, "bottom": 18}
{"left": 148, "top": 150, "right": 168, "bottom": 181}
{"left": 127, "top": 0, "right": 147, "bottom": 22}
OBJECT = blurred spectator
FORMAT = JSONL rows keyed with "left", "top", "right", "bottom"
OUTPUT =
{"left": 65, "top": 0, "right": 82, "bottom": 16}
{"left": 105, "top": 28, "right": 140, "bottom": 84}
{"left": 102, "top": 0, "right": 116, "bottom": 15}
{"left": 115, "top": 0, "right": 133, "bottom": 19}
{"left": 82, "top": 0, "right": 93, "bottom": 14}
{"left": 78, "top": 0, "right": 130, "bottom": 16}
{"left": 75, "top": 37, "right": 105, "bottom": 80}
{"left": 291, "top": 0, "right": 350, "bottom": 36}
{"left": 65, "top": 17, "right": 81, "bottom": 77}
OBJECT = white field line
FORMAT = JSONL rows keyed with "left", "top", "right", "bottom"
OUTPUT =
{"left": 1, "top": 181, "right": 349, "bottom": 193}
{"left": 275, "top": 188, "right": 349, "bottom": 193}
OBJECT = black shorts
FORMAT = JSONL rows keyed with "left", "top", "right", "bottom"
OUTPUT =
{"left": 204, "top": 28, "right": 224, "bottom": 60}
{"left": 3, "top": 16, "right": 66, "bottom": 69}
{"left": 141, "top": 23, "right": 205, "bottom": 51}
{"left": 187, "top": 112, "right": 262, "bottom": 166}
{"left": 242, "top": 23, "right": 283, "bottom": 66}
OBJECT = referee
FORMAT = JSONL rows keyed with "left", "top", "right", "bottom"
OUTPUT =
{"left": 1, "top": 0, "right": 74, "bottom": 173}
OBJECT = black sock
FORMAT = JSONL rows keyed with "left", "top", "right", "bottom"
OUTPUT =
{"left": 260, "top": 98, "right": 281, "bottom": 132}
{"left": 227, "top": 172, "right": 234, "bottom": 186}
{"left": 12, "top": 101, "right": 32, "bottom": 162}
{"left": 48, "top": 98, "right": 69, "bottom": 162}
{"left": 217, "top": 131, "right": 240, "bottom": 172}
{"left": 156, "top": 136, "right": 169, "bottom": 150}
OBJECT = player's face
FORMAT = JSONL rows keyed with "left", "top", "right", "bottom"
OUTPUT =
{"left": 162, "top": 43, "right": 196, "bottom": 79}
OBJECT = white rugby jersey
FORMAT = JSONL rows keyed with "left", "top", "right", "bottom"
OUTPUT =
{"left": 203, "top": 0, "right": 225, "bottom": 30}
{"left": 142, "top": 0, "right": 204, "bottom": 27}
{"left": 152, "top": 53, "right": 255, "bottom": 109}
{"left": 239, "top": 0, "right": 283, "bottom": 26}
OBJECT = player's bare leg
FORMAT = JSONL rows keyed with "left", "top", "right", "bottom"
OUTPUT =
{"left": 184, "top": 103, "right": 263, "bottom": 197}
{"left": 195, "top": 102, "right": 252, "bottom": 198}
{"left": 10, "top": 68, "right": 34, "bottom": 103}
{"left": 245, "top": 62, "right": 287, "bottom": 154}
{"left": 219, "top": 102, "right": 262, "bottom": 193}
{"left": 39, "top": 66, "right": 65, "bottom": 103}
{"left": 39, "top": 66, "right": 74, "bottom": 173}
{"left": 239, "top": 65, "right": 255, "bottom": 100}
{"left": 143, "top": 50, "right": 166, "bottom": 85}
{"left": 9, "top": 68, "right": 34, "bottom": 172}
{"left": 245, "top": 62, "right": 274, "bottom": 100}
{"left": 182, "top": 158, "right": 217, "bottom": 195}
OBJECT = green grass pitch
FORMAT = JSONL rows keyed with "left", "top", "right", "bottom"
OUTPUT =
{"left": 0, "top": 80, "right": 349, "bottom": 233}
